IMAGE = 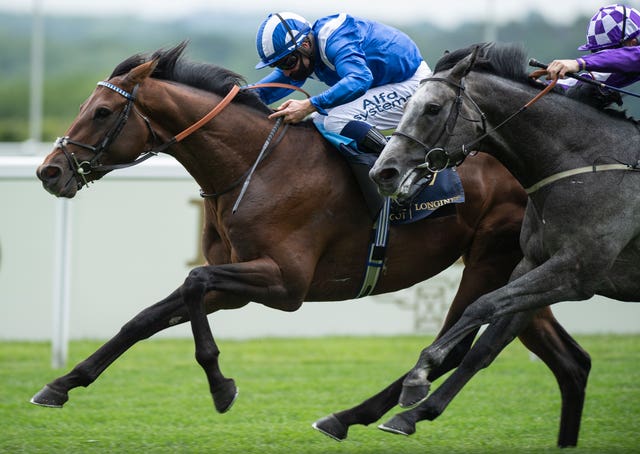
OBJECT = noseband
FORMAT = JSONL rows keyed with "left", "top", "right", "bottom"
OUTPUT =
{"left": 392, "top": 72, "right": 557, "bottom": 173}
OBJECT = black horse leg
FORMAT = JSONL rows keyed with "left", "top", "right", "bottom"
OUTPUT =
{"left": 519, "top": 311, "right": 591, "bottom": 447}
{"left": 31, "top": 287, "right": 188, "bottom": 408}
{"left": 313, "top": 246, "right": 515, "bottom": 441}
{"left": 380, "top": 308, "right": 591, "bottom": 448}
{"left": 400, "top": 253, "right": 591, "bottom": 407}
{"left": 312, "top": 375, "right": 406, "bottom": 441}
{"left": 181, "top": 267, "right": 237, "bottom": 413}
{"left": 313, "top": 245, "right": 516, "bottom": 441}
{"left": 380, "top": 311, "right": 533, "bottom": 436}
{"left": 312, "top": 332, "right": 477, "bottom": 441}
{"left": 179, "top": 259, "right": 293, "bottom": 413}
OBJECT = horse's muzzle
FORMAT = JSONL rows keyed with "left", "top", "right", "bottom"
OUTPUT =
{"left": 36, "top": 162, "right": 78, "bottom": 198}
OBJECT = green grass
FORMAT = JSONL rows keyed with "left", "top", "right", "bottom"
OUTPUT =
{"left": 1, "top": 335, "right": 639, "bottom": 453}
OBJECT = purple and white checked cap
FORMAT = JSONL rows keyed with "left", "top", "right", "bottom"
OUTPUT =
{"left": 579, "top": 4, "right": 640, "bottom": 51}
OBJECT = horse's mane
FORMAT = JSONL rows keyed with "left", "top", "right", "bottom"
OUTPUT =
{"left": 109, "top": 41, "right": 273, "bottom": 115}
{"left": 434, "top": 42, "right": 531, "bottom": 85}
{"left": 435, "top": 42, "right": 633, "bottom": 120}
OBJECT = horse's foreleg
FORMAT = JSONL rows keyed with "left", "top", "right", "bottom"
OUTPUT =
{"left": 312, "top": 260, "right": 500, "bottom": 441}
{"left": 381, "top": 308, "right": 591, "bottom": 448}
{"left": 400, "top": 252, "right": 593, "bottom": 407}
{"left": 182, "top": 283, "right": 237, "bottom": 413}
{"left": 181, "top": 268, "right": 236, "bottom": 414}
{"left": 312, "top": 375, "right": 406, "bottom": 441}
{"left": 380, "top": 310, "right": 532, "bottom": 436}
{"left": 181, "top": 258, "right": 294, "bottom": 413}
{"left": 31, "top": 288, "right": 188, "bottom": 408}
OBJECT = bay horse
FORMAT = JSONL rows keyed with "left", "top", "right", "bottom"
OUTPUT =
{"left": 32, "top": 42, "right": 589, "bottom": 446}
{"left": 370, "top": 42, "right": 639, "bottom": 447}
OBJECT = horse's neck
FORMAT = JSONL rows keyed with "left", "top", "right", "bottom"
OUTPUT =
{"left": 157, "top": 99, "right": 345, "bottom": 216}
{"left": 150, "top": 86, "right": 275, "bottom": 197}
{"left": 473, "top": 77, "right": 601, "bottom": 188}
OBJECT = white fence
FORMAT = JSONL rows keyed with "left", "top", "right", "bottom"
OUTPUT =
{"left": 1, "top": 143, "right": 638, "bottom": 348}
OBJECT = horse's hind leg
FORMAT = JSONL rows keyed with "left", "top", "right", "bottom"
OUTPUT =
{"left": 312, "top": 375, "right": 406, "bottom": 441}
{"left": 519, "top": 308, "right": 591, "bottom": 447}
{"left": 31, "top": 288, "right": 189, "bottom": 407}
{"left": 312, "top": 257, "right": 503, "bottom": 441}
{"left": 380, "top": 310, "right": 533, "bottom": 435}
{"left": 379, "top": 308, "right": 590, "bottom": 448}
{"left": 313, "top": 331, "right": 477, "bottom": 441}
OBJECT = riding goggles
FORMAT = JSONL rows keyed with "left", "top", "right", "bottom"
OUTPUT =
{"left": 270, "top": 52, "right": 299, "bottom": 70}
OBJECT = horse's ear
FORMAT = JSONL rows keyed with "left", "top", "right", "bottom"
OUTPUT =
{"left": 464, "top": 45, "right": 481, "bottom": 76}
{"left": 123, "top": 59, "right": 158, "bottom": 86}
{"left": 450, "top": 45, "right": 481, "bottom": 82}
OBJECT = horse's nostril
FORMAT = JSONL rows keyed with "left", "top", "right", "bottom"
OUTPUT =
{"left": 378, "top": 167, "right": 399, "bottom": 181}
{"left": 37, "top": 165, "right": 61, "bottom": 182}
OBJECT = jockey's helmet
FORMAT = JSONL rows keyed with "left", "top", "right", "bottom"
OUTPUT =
{"left": 579, "top": 3, "right": 640, "bottom": 51}
{"left": 255, "top": 12, "right": 311, "bottom": 69}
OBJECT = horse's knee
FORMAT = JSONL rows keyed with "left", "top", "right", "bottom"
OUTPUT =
{"left": 428, "top": 331, "right": 477, "bottom": 380}
{"left": 183, "top": 266, "right": 210, "bottom": 300}
{"left": 463, "top": 298, "right": 495, "bottom": 326}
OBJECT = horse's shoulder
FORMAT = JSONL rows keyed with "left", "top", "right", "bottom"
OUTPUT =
{"left": 457, "top": 153, "right": 527, "bottom": 204}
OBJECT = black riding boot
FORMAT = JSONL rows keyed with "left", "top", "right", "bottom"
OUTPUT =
{"left": 341, "top": 120, "right": 387, "bottom": 155}
{"left": 338, "top": 121, "right": 388, "bottom": 218}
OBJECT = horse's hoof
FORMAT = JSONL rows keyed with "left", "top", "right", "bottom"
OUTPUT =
{"left": 378, "top": 414, "right": 416, "bottom": 436}
{"left": 30, "top": 385, "right": 68, "bottom": 408}
{"left": 212, "top": 379, "right": 238, "bottom": 413}
{"left": 312, "top": 414, "right": 348, "bottom": 441}
{"left": 398, "top": 383, "right": 430, "bottom": 408}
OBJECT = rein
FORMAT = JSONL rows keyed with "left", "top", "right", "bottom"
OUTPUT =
{"left": 198, "top": 82, "right": 311, "bottom": 201}
{"left": 530, "top": 58, "right": 640, "bottom": 99}
{"left": 459, "top": 70, "right": 557, "bottom": 155}
{"left": 393, "top": 76, "right": 490, "bottom": 172}
{"left": 393, "top": 72, "right": 558, "bottom": 174}
{"left": 247, "top": 82, "right": 311, "bottom": 98}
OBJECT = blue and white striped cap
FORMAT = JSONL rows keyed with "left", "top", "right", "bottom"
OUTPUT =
{"left": 255, "top": 12, "right": 311, "bottom": 69}
{"left": 579, "top": 4, "right": 640, "bottom": 51}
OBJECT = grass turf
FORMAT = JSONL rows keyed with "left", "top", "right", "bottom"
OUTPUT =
{"left": 1, "top": 335, "right": 639, "bottom": 453}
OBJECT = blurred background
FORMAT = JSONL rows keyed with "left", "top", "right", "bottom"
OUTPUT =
{"left": 1, "top": 1, "right": 639, "bottom": 350}
{"left": 3, "top": 0, "right": 640, "bottom": 142}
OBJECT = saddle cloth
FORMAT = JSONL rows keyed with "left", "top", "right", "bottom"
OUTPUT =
{"left": 316, "top": 123, "right": 465, "bottom": 225}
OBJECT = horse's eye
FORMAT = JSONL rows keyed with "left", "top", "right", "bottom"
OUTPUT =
{"left": 425, "top": 103, "right": 441, "bottom": 115}
{"left": 94, "top": 107, "right": 112, "bottom": 120}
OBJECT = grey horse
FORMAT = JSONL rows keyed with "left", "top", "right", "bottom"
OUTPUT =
{"left": 369, "top": 42, "right": 640, "bottom": 446}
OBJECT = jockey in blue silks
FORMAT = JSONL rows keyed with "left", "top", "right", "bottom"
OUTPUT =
{"left": 251, "top": 12, "right": 431, "bottom": 156}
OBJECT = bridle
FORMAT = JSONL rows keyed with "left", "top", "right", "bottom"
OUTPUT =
{"left": 55, "top": 80, "right": 241, "bottom": 190}
{"left": 392, "top": 76, "right": 488, "bottom": 173}
{"left": 54, "top": 78, "right": 308, "bottom": 202}
{"left": 392, "top": 70, "right": 557, "bottom": 173}
{"left": 55, "top": 82, "right": 151, "bottom": 189}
